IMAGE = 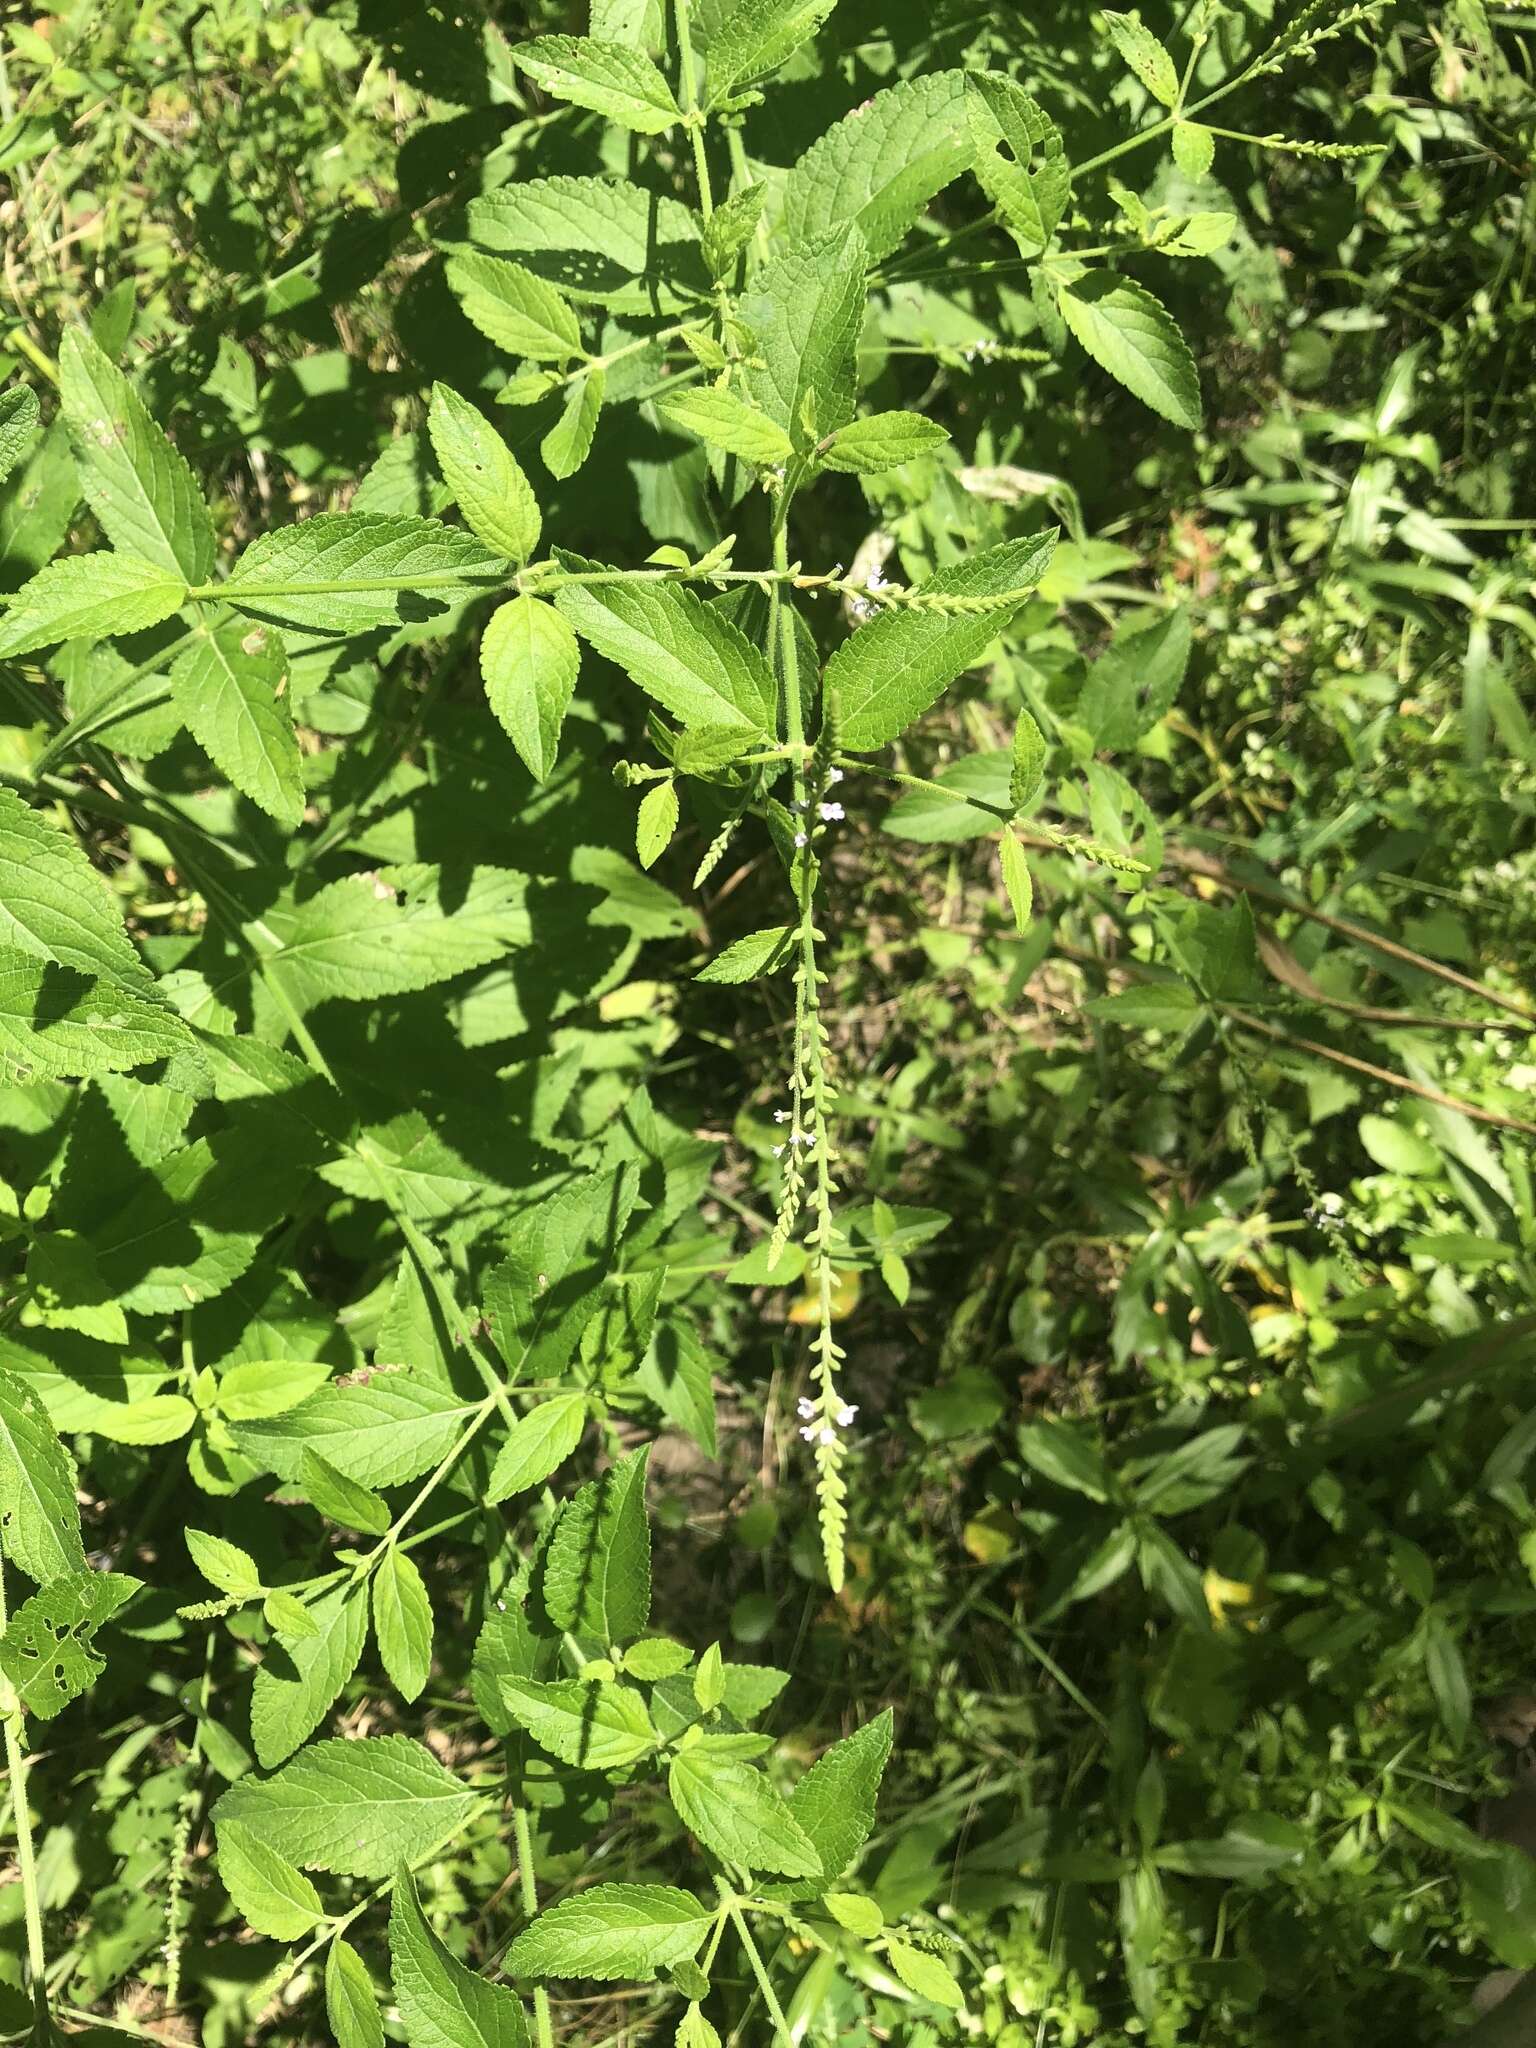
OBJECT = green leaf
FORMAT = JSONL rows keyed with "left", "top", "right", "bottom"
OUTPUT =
{"left": 428, "top": 385, "right": 541, "bottom": 565}
{"left": 1423, "top": 1614, "right": 1471, "bottom": 1742}
{"left": 622, "top": 1637, "right": 693, "bottom": 1680}
{"left": 327, "top": 1940, "right": 385, "bottom": 2048}
{"left": 170, "top": 618, "right": 304, "bottom": 829}
{"left": 998, "top": 828, "right": 1033, "bottom": 932}
{"left": 1077, "top": 607, "right": 1192, "bottom": 748}
{"left": 264, "top": 1590, "right": 320, "bottom": 1641}
{"left": 499, "top": 1675, "right": 657, "bottom": 1768}
{"left": 742, "top": 226, "right": 867, "bottom": 449}
{"left": 1057, "top": 273, "right": 1202, "bottom": 430}
{"left": 0, "top": 385, "right": 40, "bottom": 488}
{"left": 1009, "top": 712, "right": 1046, "bottom": 811}
{"left": 186, "top": 1528, "right": 263, "bottom": 1599}
{"left": 781, "top": 72, "right": 971, "bottom": 261}
{"left": 212, "top": 1734, "right": 480, "bottom": 1880}
{"left": 250, "top": 1579, "right": 370, "bottom": 1768}
{"left": 480, "top": 595, "right": 580, "bottom": 782}
{"left": 695, "top": 925, "right": 794, "bottom": 984}
{"left": 655, "top": 386, "right": 792, "bottom": 467}
{"left": 1084, "top": 983, "right": 1201, "bottom": 1032}
{"left": 555, "top": 561, "right": 775, "bottom": 733}
{"left": 217, "top": 1818, "right": 324, "bottom": 1940}
{"left": 507, "top": 1884, "right": 713, "bottom": 1981}
{"left": 225, "top": 514, "right": 504, "bottom": 634}
{"left": 1154, "top": 1814, "right": 1306, "bottom": 1878}
{"left": 830, "top": 532, "right": 1057, "bottom": 751}
{"left": 669, "top": 1750, "right": 822, "bottom": 1877}
{"left": 513, "top": 35, "right": 679, "bottom": 132}
{"left": 0, "top": 1368, "right": 86, "bottom": 1584}
{"left": 300, "top": 1449, "right": 392, "bottom": 1534}
{"left": 59, "top": 327, "right": 215, "bottom": 582}
{"left": 444, "top": 252, "right": 583, "bottom": 361}
{"left": 374, "top": 1549, "right": 434, "bottom": 1704}
{"left": 965, "top": 75, "right": 1069, "bottom": 257}
{"left": 391, "top": 1865, "right": 530, "bottom": 2048}
{"left": 1017, "top": 1420, "right": 1115, "bottom": 1501}
{"left": 236, "top": 1378, "right": 477, "bottom": 1491}
{"left": 216, "top": 1359, "right": 331, "bottom": 1421}
{"left": 260, "top": 864, "right": 533, "bottom": 1007}
{"left": 0, "top": 950, "right": 185, "bottom": 1085}
{"left": 824, "top": 1892, "right": 883, "bottom": 1936}
{"left": 700, "top": 185, "right": 767, "bottom": 277}
{"left": 1101, "top": 11, "right": 1180, "bottom": 105}
{"left": 544, "top": 1445, "right": 652, "bottom": 1642}
{"left": 636, "top": 779, "right": 679, "bottom": 869}
{"left": 0, "top": 552, "right": 186, "bottom": 659}
{"left": 886, "top": 1939, "right": 964, "bottom": 2009}
{"left": 541, "top": 367, "right": 605, "bottom": 481}
{"left": 1171, "top": 121, "right": 1215, "bottom": 179}
{"left": 704, "top": 0, "right": 838, "bottom": 99}
{"left": 0, "top": 1570, "right": 139, "bottom": 1718}
{"left": 787, "top": 1709, "right": 891, "bottom": 1879}
{"left": 820, "top": 412, "right": 949, "bottom": 475}
{"left": 467, "top": 179, "right": 708, "bottom": 315}
{"left": 1463, "top": 1844, "right": 1536, "bottom": 1969}
{"left": 693, "top": 1641, "right": 725, "bottom": 1713}
{"left": 485, "top": 1392, "right": 589, "bottom": 1505}
{"left": 882, "top": 753, "right": 1012, "bottom": 844}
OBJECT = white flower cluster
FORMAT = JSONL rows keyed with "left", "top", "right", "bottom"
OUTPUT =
{"left": 796, "top": 1394, "right": 857, "bottom": 1446}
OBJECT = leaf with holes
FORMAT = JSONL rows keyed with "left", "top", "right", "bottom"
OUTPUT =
{"left": 0, "top": 1570, "right": 140, "bottom": 1718}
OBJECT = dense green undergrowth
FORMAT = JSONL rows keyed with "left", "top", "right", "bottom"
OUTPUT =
{"left": 0, "top": 2, "right": 1533, "bottom": 2045}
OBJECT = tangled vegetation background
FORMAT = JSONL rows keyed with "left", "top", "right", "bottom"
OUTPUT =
{"left": 0, "top": 1, "right": 1534, "bottom": 2044}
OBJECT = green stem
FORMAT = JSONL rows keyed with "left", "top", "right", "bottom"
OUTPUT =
{"left": 728, "top": 1903, "right": 794, "bottom": 2048}
{"left": 0, "top": 1561, "right": 52, "bottom": 2045}
{"left": 673, "top": 0, "right": 713, "bottom": 217}
{"left": 511, "top": 1805, "right": 555, "bottom": 2048}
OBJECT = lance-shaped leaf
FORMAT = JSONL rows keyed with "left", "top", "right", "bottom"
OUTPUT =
{"left": 829, "top": 530, "right": 1058, "bottom": 750}
{"left": 499, "top": 1675, "right": 657, "bottom": 1769}
{"left": 1101, "top": 11, "right": 1179, "bottom": 104}
{"left": 512, "top": 35, "right": 679, "bottom": 132}
{"left": 486, "top": 1392, "right": 589, "bottom": 1505}
{"left": 541, "top": 367, "right": 605, "bottom": 480}
{"left": 705, "top": 0, "right": 839, "bottom": 99}
{"left": 1057, "top": 273, "right": 1202, "bottom": 431}
{"left": 0, "top": 552, "right": 186, "bottom": 659}
{"left": 0, "top": 385, "right": 40, "bottom": 488}
{"left": 0, "top": 1569, "right": 139, "bottom": 1717}
{"left": 655, "top": 386, "right": 792, "bottom": 467}
{"left": 373, "top": 1549, "right": 434, "bottom": 1704}
{"left": 171, "top": 618, "right": 304, "bottom": 829}
{"left": 0, "top": 1368, "right": 86, "bottom": 1584}
{"left": 250, "top": 1579, "right": 370, "bottom": 1768}
{"left": 213, "top": 1734, "right": 480, "bottom": 1879}
{"left": 301, "top": 1449, "right": 391, "bottom": 1535}
{"left": 445, "top": 251, "right": 583, "bottom": 360}
{"left": 819, "top": 412, "right": 950, "bottom": 475}
{"left": 480, "top": 594, "right": 580, "bottom": 782}
{"left": 259, "top": 863, "right": 534, "bottom": 1007}
{"left": 0, "top": 790, "right": 158, "bottom": 997}
{"left": 555, "top": 559, "right": 774, "bottom": 733}
{"left": 234, "top": 1378, "right": 477, "bottom": 1491}
{"left": 507, "top": 1884, "right": 713, "bottom": 1981}
{"left": 428, "top": 384, "right": 541, "bottom": 564}
{"left": 741, "top": 225, "right": 866, "bottom": 449}
{"left": 0, "top": 951, "right": 186, "bottom": 1085}
{"left": 59, "top": 327, "right": 215, "bottom": 582}
{"left": 467, "top": 179, "right": 709, "bottom": 315}
{"left": 965, "top": 74, "right": 1069, "bottom": 258}
{"left": 787, "top": 1709, "right": 893, "bottom": 1878}
{"left": 668, "top": 1751, "right": 822, "bottom": 1877}
{"left": 327, "top": 1940, "right": 384, "bottom": 2048}
{"left": 542, "top": 1444, "right": 652, "bottom": 1642}
{"left": 217, "top": 1820, "right": 324, "bottom": 1940}
{"left": 225, "top": 514, "right": 504, "bottom": 634}
{"left": 781, "top": 71, "right": 971, "bottom": 260}
{"left": 391, "top": 1866, "right": 531, "bottom": 2048}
